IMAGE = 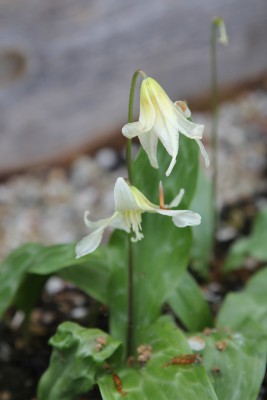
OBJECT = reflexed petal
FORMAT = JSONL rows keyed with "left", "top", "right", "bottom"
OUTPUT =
{"left": 138, "top": 130, "right": 159, "bottom": 169}
{"left": 173, "top": 106, "right": 204, "bottom": 139}
{"left": 122, "top": 121, "right": 144, "bottom": 139}
{"left": 114, "top": 177, "right": 139, "bottom": 211}
{"left": 156, "top": 209, "right": 201, "bottom": 227}
{"left": 167, "top": 188, "right": 185, "bottom": 208}
{"left": 75, "top": 228, "right": 105, "bottom": 258}
{"left": 174, "top": 101, "right": 191, "bottom": 118}
{"left": 76, "top": 212, "right": 120, "bottom": 258}
{"left": 196, "top": 139, "right": 210, "bottom": 167}
{"left": 84, "top": 211, "right": 112, "bottom": 231}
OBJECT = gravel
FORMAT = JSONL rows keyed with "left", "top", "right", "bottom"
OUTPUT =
{"left": 0, "top": 88, "right": 267, "bottom": 260}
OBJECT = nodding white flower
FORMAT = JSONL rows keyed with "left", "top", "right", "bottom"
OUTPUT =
{"left": 122, "top": 77, "right": 208, "bottom": 176}
{"left": 75, "top": 177, "right": 201, "bottom": 258}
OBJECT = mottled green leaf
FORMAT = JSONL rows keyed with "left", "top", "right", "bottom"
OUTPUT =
{"left": 0, "top": 243, "right": 44, "bottom": 317}
{"left": 216, "top": 267, "right": 267, "bottom": 340}
{"left": 38, "top": 322, "right": 122, "bottom": 400}
{"left": 194, "top": 331, "right": 266, "bottom": 400}
{"left": 99, "top": 317, "right": 218, "bottom": 400}
{"left": 168, "top": 271, "right": 213, "bottom": 331}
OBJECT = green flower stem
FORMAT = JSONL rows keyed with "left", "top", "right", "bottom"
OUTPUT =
{"left": 126, "top": 69, "right": 147, "bottom": 184}
{"left": 211, "top": 20, "right": 219, "bottom": 238}
{"left": 126, "top": 69, "right": 146, "bottom": 357}
{"left": 210, "top": 17, "right": 227, "bottom": 254}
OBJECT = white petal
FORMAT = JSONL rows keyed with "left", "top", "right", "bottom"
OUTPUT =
{"left": 114, "top": 177, "right": 139, "bottom": 211}
{"left": 84, "top": 211, "right": 112, "bottom": 230}
{"left": 122, "top": 79, "right": 155, "bottom": 139}
{"left": 76, "top": 212, "right": 118, "bottom": 258}
{"left": 167, "top": 188, "right": 185, "bottom": 208}
{"left": 139, "top": 79, "right": 156, "bottom": 130}
{"left": 148, "top": 78, "right": 203, "bottom": 139}
{"left": 130, "top": 186, "right": 158, "bottom": 211}
{"left": 172, "top": 210, "right": 201, "bottom": 227}
{"left": 173, "top": 106, "right": 204, "bottom": 139}
{"left": 153, "top": 112, "right": 179, "bottom": 177}
{"left": 122, "top": 121, "right": 144, "bottom": 139}
{"left": 75, "top": 229, "right": 105, "bottom": 258}
{"left": 165, "top": 156, "right": 177, "bottom": 177}
{"left": 174, "top": 101, "right": 191, "bottom": 118}
{"left": 156, "top": 209, "right": 201, "bottom": 227}
{"left": 138, "top": 130, "right": 159, "bottom": 169}
{"left": 109, "top": 212, "right": 130, "bottom": 232}
{"left": 153, "top": 112, "right": 178, "bottom": 156}
{"left": 196, "top": 139, "right": 210, "bottom": 167}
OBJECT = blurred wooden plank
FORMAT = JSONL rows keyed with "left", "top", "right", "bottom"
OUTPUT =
{"left": 0, "top": 0, "right": 266, "bottom": 173}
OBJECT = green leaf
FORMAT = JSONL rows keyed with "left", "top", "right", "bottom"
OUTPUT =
{"left": 59, "top": 262, "right": 110, "bottom": 304}
{"left": 216, "top": 267, "right": 267, "bottom": 339}
{"left": 38, "top": 322, "right": 122, "bottom": 400}
{"left": 29, "top": 243, "right": 111, "bottom": 304}
{"left": 195, "top": 331, "right": 266, "bottom": 400}
{"left": 133, "top": 135, "right": 199, "bottom": 206}
{"left": 167, "top": 271, "right": 213, "bottom": 331}
{"left": 224, "top": 207, "right": 267, "bottom": 272}
{"left": 0, "top": 243, "right": 44, "bottom": 318}
{"left": 248, "top": 207, "right": 267, "bottom": 259}
{"left": 14, "top": 273, "right": 49, "bottom": 317}
{"left": 99, "top": 317, "right": 218, "bottom": 400}
{"left": 245, "top": 266, "right": 267, "bottom": 293}
{"left": 107, "top": 136, "right": 199, "bottom": 348}
{"left": 28, "top": 243, "right": 107, "bottom": 274}
{"left": 191, "top": 167, "right": 214, "bottom": 277}
{"left": 223, "top": 238, "right": 250, "bottom": 272}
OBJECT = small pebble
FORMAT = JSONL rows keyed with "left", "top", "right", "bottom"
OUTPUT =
{"left": 95, "top": 148, "right": 118, "bottom": 170}
{"left": 45, "top": 277, "right": 65, "bottom": 295}
{"left": 70, "top": 306, "right": 88, "bottom": 319}
{"left": 187, "top": 336, "right": 206, "bottom": 351}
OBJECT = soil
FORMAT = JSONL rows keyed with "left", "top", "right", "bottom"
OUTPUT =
{"left": 1, "top": 86, "right": 267, "bottom": 399}
{"left": 0, "top": 195, "right": 266, "bottom": 399}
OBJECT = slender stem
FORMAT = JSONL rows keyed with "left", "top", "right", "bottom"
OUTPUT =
{"left": 126, "top": 234, "right": 134, "bottom": 357}
{"left": 126, "top": 69, "right": 147, "bottom": 183}
{"left": 211, "top": 21, "right": 219, "bottom": 249}
{"left": 126, "top": 69, "right": 147, "bottom": 357}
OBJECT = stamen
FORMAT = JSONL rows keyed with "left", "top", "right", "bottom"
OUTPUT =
{"left": 159, "top": 181, "right": 165, "bottom": 209}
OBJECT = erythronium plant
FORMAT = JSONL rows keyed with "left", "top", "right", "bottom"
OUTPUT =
{"left": 1, "top": 66, "right": 266, "bottom": 400}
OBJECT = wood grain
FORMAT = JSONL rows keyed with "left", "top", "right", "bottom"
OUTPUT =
{"left": 0, "top": 0, "right": 266, "bottom": 173}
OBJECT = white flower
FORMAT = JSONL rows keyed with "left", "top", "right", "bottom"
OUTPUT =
{"left": 75, "top": 177, "right": 201, "bottom": 258}
{"left": 122, "top": 77, "right": 208, "bottom": 176}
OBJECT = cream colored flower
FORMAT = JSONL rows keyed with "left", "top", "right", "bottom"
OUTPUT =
{"left": 122, "top": 77, "right": 208, "bottom": 176}
{"left": 75, "top": 177, "right": 201, "bottom": 258}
